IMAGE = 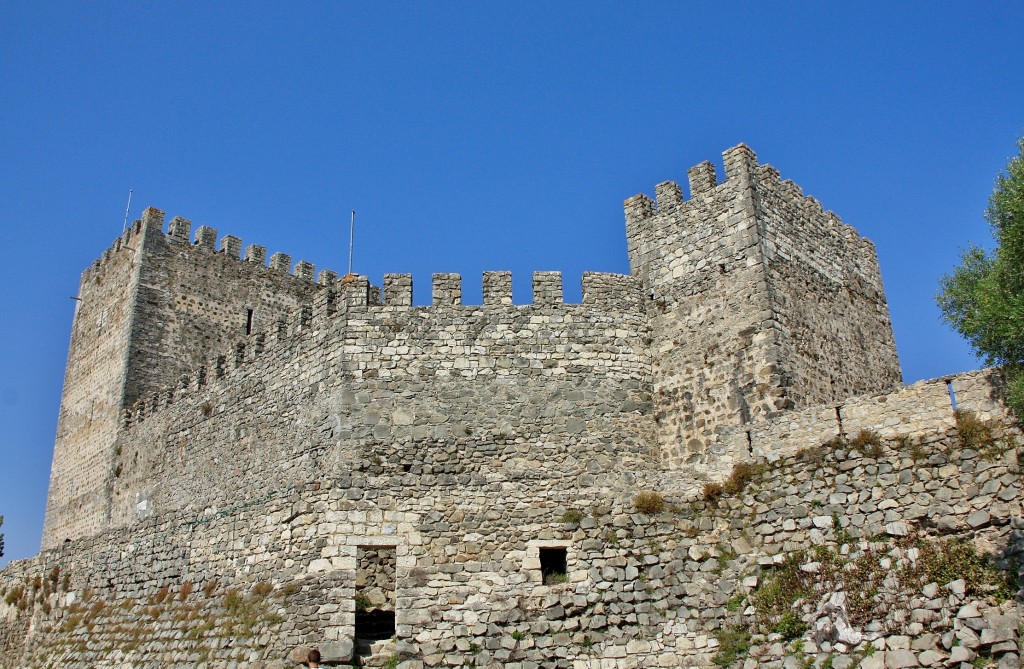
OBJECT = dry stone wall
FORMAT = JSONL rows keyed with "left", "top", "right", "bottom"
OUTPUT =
{"left": 4, "top": 386, "right": 1020, "bottom": 669}
{"left": 712, "top": 369, "right": 1017, "bottom": 471}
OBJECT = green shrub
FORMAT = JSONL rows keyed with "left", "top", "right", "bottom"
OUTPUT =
{"left": 752, "top": 554, "right": 811, "bottom": 624}
{"left": 773, "top": 610, "right": 808, "bottom": 640}
{"left": 561, "top": 509, "right": 584, "bottom": 524}
{"left": 713, "top": 625, "right": 751, "bottom": 666}
{"left": 222, "top": 588, "right": 245, "bottom": 613}
{"left": 910, "top": 537, "right": 1016, "bottom": 601}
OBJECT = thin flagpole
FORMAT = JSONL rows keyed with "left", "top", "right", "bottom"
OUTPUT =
{"left": 348, "top": 210, "right": 355, "bottom": 275}
{"left": 122, "top": 189, "right": 133, "bottom": 233}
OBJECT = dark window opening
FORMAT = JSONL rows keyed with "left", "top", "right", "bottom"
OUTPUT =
{"left": 245, "top": 308, "right": 254, "bottom": 335}
{"left": 355, "top": 609, "right": 395, "bottom": 641}
{"left": 539, "top": 547, "right": 568, "bottom": 585}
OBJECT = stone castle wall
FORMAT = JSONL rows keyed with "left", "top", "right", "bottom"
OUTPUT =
{"left": 753, "top": 162, "right": 902, "bottom": 408}
{"left": 44, "top": 144, "right": 904, "bottom": 546}
{"left": 43, "top": 209, "right": 328, "bottom": 549}
{"left": 43, "top": 220, "right": 144, "bottom": 548}
{"left": 106, "top": 268, "right": 654, "bottom": 530}
{"left": 710, "top": 368, "right": 1017, "bottom": 472}
{"left": 625, "top": 147, "right": 778, "bottom": 472}
{"left": 624, "top": 146, "right": 901, "bottom": 475}
{"left": 126, "top": 209, "right": 325, "bottom": 406}
{"left": 3, "top": 370, "right": 1020, "bottom": 668}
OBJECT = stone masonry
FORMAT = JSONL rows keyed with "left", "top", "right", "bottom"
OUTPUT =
{"left": 1, "top": 145, "right": 1019, "bottom": 668}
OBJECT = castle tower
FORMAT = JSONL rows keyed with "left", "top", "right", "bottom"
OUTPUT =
{"left": 625, "top": 144, "right": 901, "bottom": 471}
{"left": 42, "top": 208, "right": 326, "bottom": 548}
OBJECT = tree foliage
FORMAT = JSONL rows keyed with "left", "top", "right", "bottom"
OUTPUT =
{"left": 938, "top": 138, "right": 1024, "bottom": 418}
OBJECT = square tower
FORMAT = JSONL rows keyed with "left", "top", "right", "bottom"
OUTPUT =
{"left": 625, "top": 145, "right": 901, "bottom": 471}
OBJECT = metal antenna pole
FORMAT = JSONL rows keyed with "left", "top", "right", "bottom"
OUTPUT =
{"left": 122, "top": 189, "right": 133, "bottom": 233}
{"left": 348, "top": 210, "right": 355, "bottom": 275}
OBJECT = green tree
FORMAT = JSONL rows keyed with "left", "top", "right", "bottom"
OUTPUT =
{"left": 938, "top": 138, "right": 1024, "bottom": 418}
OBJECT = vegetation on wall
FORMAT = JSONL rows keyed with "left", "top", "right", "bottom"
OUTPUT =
{"left": 938, "top": 138, "right": 1024, "bottom": 418}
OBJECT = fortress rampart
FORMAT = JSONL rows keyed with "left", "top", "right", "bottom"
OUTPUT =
{"left": 107, "top": 266, "right": 655, "bottom": 529}
{"left": 5, "top": 145, "right": 1019, "bottom": 669}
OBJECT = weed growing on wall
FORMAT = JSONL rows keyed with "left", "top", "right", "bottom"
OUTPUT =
{"left": 700, "top": 461, "right": 765, "bottom": 505}
{"left": 633, "top": 491, "right": 664, "bottom": 514}
{"left": 953, "top": 409, "right": 1014, "bottom": 460}
{"left": 848, "top": 429, "right": 883, "bottom": 457}
{"left": 907, "top": 537, "right": 1017, "bottom": 602}
{"left": 748, "top": 532, "right": 1015, "bottom": 642}
{"left": 713, "top": 625, "right": 751, "bottom": 666}
{"left": 723, "top": 462, "right": 764, "bottom": 494}
{"left": 560, "top": 509, "right": 584, "bottom": 524}
{"left": 702, "top": 482, "right": 724, "bottom": 503}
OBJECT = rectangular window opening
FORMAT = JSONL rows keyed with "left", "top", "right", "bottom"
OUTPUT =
{"left": 539, "top": 547, "right": 568, "bottom": 585}
{"left": 245, "top": 308, "right": 254, "bottom": 335}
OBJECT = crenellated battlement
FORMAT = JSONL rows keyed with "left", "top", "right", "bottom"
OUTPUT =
{"left": 622, "top": 143, "right": 901, "bottom": 470}
{"left": 625, "top": 145, "right": 870, "bottom": 253}
{"left": 119, "top": 269, "right": 646, "bottom": 430}
{"left": 87, "top": 207, "right": 340, "bottom": 290}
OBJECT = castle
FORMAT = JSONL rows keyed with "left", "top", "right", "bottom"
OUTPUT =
{"left": 41, "top": 143, "right": 902, "bottom": 548}
{"left": 2, "top": 145, "right": 1019, "bottom": 668}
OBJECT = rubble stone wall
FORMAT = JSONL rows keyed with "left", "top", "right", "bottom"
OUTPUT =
{"left": 4, "top": 381, "right": 1020, "bottom": 668}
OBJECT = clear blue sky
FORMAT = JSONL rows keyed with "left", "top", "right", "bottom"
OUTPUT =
{"left": 2, "top": 2, "right": 1022, "bottom": 565}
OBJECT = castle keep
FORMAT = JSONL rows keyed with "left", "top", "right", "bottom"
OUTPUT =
{"left": 3, "top": 145, "right": 1020, "bottom": 669}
